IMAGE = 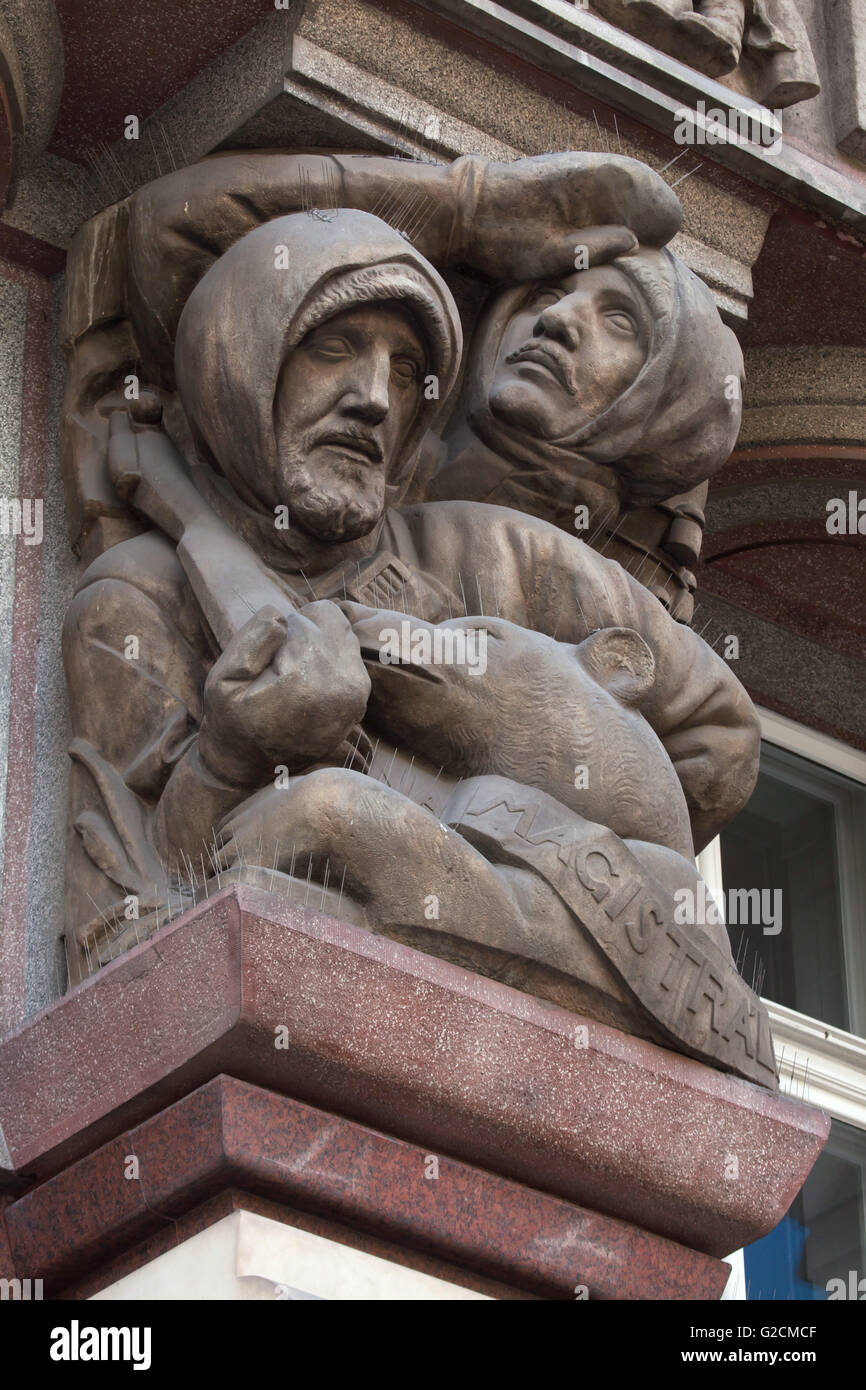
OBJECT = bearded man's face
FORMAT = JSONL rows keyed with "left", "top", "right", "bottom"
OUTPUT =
{"left": 274, "top": 302, "right": 425, "bottom": 541}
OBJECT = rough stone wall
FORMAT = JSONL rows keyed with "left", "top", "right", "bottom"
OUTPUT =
{"left": 0, "top": 266, "right": 74, "bottom": 1029}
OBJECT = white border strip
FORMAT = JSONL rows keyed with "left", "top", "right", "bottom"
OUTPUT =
{"left": 757, "top": 706, "right": 866, "bottom": 785}
{"left": 768, "top": 1001, "right": 866, "bottom": 1130}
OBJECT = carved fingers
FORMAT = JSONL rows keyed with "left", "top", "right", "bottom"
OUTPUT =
{"left": 214, "top": 605, "right": 289, "bottom": 682}
{"left": 107, "top": 411, "right": 141, "bottom": 503}
{"left": 199, "top": 602, "right": 371, "bottom": 786}
{"left": 469, "top": 152, "right": 681, "bottom": 279}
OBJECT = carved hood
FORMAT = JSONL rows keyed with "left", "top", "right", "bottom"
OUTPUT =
{"left": 174, "top": 209, "right": 463, "bottom": 517}
{"left": 437, "top": 246, "right": 744, "bottom": 511}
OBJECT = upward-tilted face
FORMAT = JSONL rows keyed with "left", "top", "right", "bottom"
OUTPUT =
{"left": 488, "top": 264, "right": 650, "bottom": 440}
{"left": 274, "top": 302, "right": 425, "bottom": 541}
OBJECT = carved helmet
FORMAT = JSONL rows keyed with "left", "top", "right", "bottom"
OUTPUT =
{"left": 174, "top": 209, "right": 463, "bottom": 514}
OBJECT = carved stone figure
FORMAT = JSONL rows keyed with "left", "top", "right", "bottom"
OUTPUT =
{"left": 60, "top": 152, "right": 773, "bottom": 1089}
{"left": 118, "top": 153, "right": 723, "bottom": 617}
{"left": 63, "top": 209, "right": 462, "bottom": 964}
{"left": 65, "top": 153, "right": 700, "bottom": 605}
{"left": 429, "top": 244, "right": 743, "bottom": 617}
{"left": 593, "top": 0, "right": 820, "bottom": 108}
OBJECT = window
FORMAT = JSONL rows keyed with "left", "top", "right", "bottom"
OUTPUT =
{"left": 710, "top": 709, "right": 866, "bottom": 1301}
{"left": 719, "top": 741, "right": 866, "bottom": 1034}
{"left": 743, "top": 1119, "right": 866, "bottom": 1300}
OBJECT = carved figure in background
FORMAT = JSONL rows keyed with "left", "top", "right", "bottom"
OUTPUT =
{"left": 123, "top": 152, "right": 730, "bottom": 618}
{"left": 595, "top": 0, "right": 820, "bottom": 108}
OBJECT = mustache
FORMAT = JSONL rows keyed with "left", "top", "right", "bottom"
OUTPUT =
{"left": 309, "top": 425, "right": 385, "bottom": 464}
{"left": 504, "top": 340, "right": 577, "bottom": 395}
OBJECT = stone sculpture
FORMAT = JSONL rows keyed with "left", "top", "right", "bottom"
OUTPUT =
{"left": 60, "top": 151, "right": 775, "bottom": 1089}
{"left": 593, "top": 0, "right": 820, "bottom": 108}
{"left": 428, "top": 241, "right": 743, "bottom": 617}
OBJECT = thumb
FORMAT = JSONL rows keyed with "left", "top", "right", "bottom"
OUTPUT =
{"left": 575, "top": 224, "right": 639, "bottom": 266}
{"left": 334, "top": 599, "right": 381, "bottom": 627}
{"left": 215, "top": 606, "right": 288, "bottom": 682}
{"left": 335, "top": 601, "right": 418, "bottom": 649}
{"left": 297, "top": 598, "right": 353, "bottom": 641}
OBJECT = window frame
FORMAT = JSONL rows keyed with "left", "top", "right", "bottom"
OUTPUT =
{"left": 699, "top": 705, "right": 866, "bottom": 1129}
{"left": 703, "top": 710, "right": 866, "bottom": 1297}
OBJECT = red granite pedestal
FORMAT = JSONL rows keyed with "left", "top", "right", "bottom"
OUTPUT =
{"left": 0, "top": 886, "right": 829, "bottom": 1299}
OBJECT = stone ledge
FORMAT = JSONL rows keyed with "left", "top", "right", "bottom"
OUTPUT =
{"left": 0, "top": 885, "right": 829, "bottom": 1257}
{"left": 418, "top": 0, "right": 866, "bottom": 229}
{"left": 2, "top": 1075, "right": 727, "bottom": 1299}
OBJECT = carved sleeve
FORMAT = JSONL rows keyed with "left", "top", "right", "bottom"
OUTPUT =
{"left": 394, "top": 500, "right": 760, "bottom": 851}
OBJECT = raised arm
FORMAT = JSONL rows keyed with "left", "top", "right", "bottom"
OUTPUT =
{"left": 126, "top": 150, "right": 683, "bottom": 365}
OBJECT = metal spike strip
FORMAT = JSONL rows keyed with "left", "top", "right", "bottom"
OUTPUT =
{"left": 297, "top": 568, "right": 318, "bottom": 600}
{"left": 595, "top": 515, "right": 625, "bottom": 558}
{"left": 320, "top": 857, "right": 331, "bottom": 910}
{"left": 323, "top": 157, "right": 339, "bottom": 211}
{"left": 101, "top": 139, "right": 132, "bottom": 196}
{"left": 84, "top": 145, "right": 117, "bottom": 204}
{"left": 337, "top": 864, "right": 347, "bottom": 917}
{"left": 157, "top": 118, "right": 177, "bottom": 172}
{"left": 658, "top": 149, "right": 688, "bottom": 175}
{"left": 671, "top": 163, "right": 703, "bottom": 188}
{"left": 300, "top": 166, "right": 314, "bottom": 215}
{"left": 391, "top": 185, "right": 426, "bottom": 236}
{"left": 403, "top": 192, "right": 437, "bottom": 243}
{"left": 370, "top": 183, "right": 405, "bottom": 225}
{"left": 586, "top": 504, "right": 619, "bottom": 549}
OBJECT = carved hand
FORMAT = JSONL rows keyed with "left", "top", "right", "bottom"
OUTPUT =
{"left": 465, "top": 152, "right": 683, "bottom": 279}
{"left": 198, "top": 602, "right": 371, "bottom": 787}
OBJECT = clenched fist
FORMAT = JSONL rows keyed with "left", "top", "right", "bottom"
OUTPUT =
{"left": 465, "top": 152, "right": 683, "bottom": 281}
{"left": 198, "top": 601, "right": 371, "bottom": 787}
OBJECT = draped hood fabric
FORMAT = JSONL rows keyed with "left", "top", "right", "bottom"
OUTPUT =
{"left": 435, "top": 245, "right": 743, "bottom": 510}
{"left": 174, "top": 210, "right": 463, "bottom": 521}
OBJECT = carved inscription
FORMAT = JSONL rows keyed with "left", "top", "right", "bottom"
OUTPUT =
{"left": 446, "top": 776, "right": 776, "bottom": 1087}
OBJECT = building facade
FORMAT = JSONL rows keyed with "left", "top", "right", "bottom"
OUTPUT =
{"left": 0, "top": 0, "right": 864, "bottom": 1301}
